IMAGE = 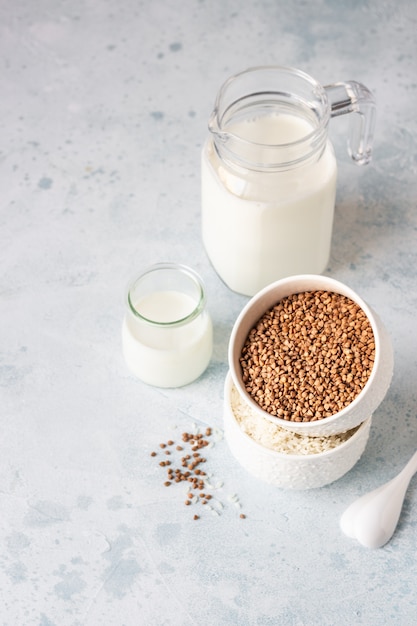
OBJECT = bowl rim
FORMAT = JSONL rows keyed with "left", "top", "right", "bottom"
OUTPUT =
{"left": 225, "top": 371, "right": 372, "bottom": 460}
{"left": 228, "top": 274, "right": 381, "bottom": 434}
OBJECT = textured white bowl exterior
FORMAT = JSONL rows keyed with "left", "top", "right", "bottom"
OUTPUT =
{"left": 228, "top": 274, "right": 393, "bottom": 437}
{"left": 224, "top": 372, "right": 372, "bottom": 489}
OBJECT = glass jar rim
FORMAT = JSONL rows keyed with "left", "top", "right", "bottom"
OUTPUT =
{"left": 212, "top": 65, "right": 331, "bottom": 140}
{"left": 209, "top": 65, "right": 330, "bottom": 170}
{"left": 126, "top": 262, "right": 207, "bottom": 328}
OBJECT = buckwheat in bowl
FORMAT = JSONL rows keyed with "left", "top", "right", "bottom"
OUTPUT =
{"left": 228, "top": 275, "right": 393, "bottom": 438}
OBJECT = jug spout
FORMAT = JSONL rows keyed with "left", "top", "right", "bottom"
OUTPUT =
{"left": 325, "top": 81, "right": 376, "bottom": 166}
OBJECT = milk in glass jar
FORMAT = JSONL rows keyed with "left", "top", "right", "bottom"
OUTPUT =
{"left": 122, "top": 263, "right": 212, "bottom": 388}
{"left": 201, "top": 66, "right": 376, "bottom": 296}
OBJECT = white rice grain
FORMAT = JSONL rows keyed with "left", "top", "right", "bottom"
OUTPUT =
{"left": 230, "top": 384, "right": 358, "bottom": 456}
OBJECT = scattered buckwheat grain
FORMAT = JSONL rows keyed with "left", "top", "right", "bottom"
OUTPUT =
{"left": 152, "top": 426, "right": 247, "bottom": 520}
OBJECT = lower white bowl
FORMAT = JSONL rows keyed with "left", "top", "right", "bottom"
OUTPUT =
{"left": 224, "top": 372, "right": 372, "bottom": 489}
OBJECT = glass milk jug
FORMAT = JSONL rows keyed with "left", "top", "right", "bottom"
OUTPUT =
{"left": 201, "top": 66, "right": 376, "bottom": 296}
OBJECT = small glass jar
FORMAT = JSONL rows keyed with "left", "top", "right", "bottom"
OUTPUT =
{"left": 122, "top": 263, "right": 213, "bottom": 388}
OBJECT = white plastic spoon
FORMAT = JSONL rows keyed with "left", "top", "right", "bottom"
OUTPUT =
{"left": 340, "top": 450, "right": 417, "bottom": 548}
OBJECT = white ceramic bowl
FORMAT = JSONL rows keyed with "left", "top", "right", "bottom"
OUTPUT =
{"left": 228, "top": 274, "right": 393, "bottom": 437}
{"left": 224, "top": 372, "right": 372, "bottom": 489}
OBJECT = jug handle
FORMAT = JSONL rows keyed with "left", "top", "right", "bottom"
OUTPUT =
{"left": 324, "top": 81, "right": 376, "bottom": 166}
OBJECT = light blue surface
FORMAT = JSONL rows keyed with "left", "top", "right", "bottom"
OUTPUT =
{"left": 1, "top": 1, "right": 416, "bottom": 624}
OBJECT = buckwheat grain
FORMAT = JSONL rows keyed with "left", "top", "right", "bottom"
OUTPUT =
{"left": 240, "top": 290, "right": 375, "bottom": 422}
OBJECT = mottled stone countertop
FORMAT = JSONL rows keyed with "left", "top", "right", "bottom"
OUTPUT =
{"left": 1, "top": 1, "right": 417, "bottom": 625}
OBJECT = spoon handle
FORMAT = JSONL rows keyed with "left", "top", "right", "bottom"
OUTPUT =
{"left": 397, "top": 450, "right": 417, "bottom": 483}
{"left": 340, "top": 449, "right": 417, "bottom": 542}
{"left": 353, "top": 453, "right": 417, "bottom": 549}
